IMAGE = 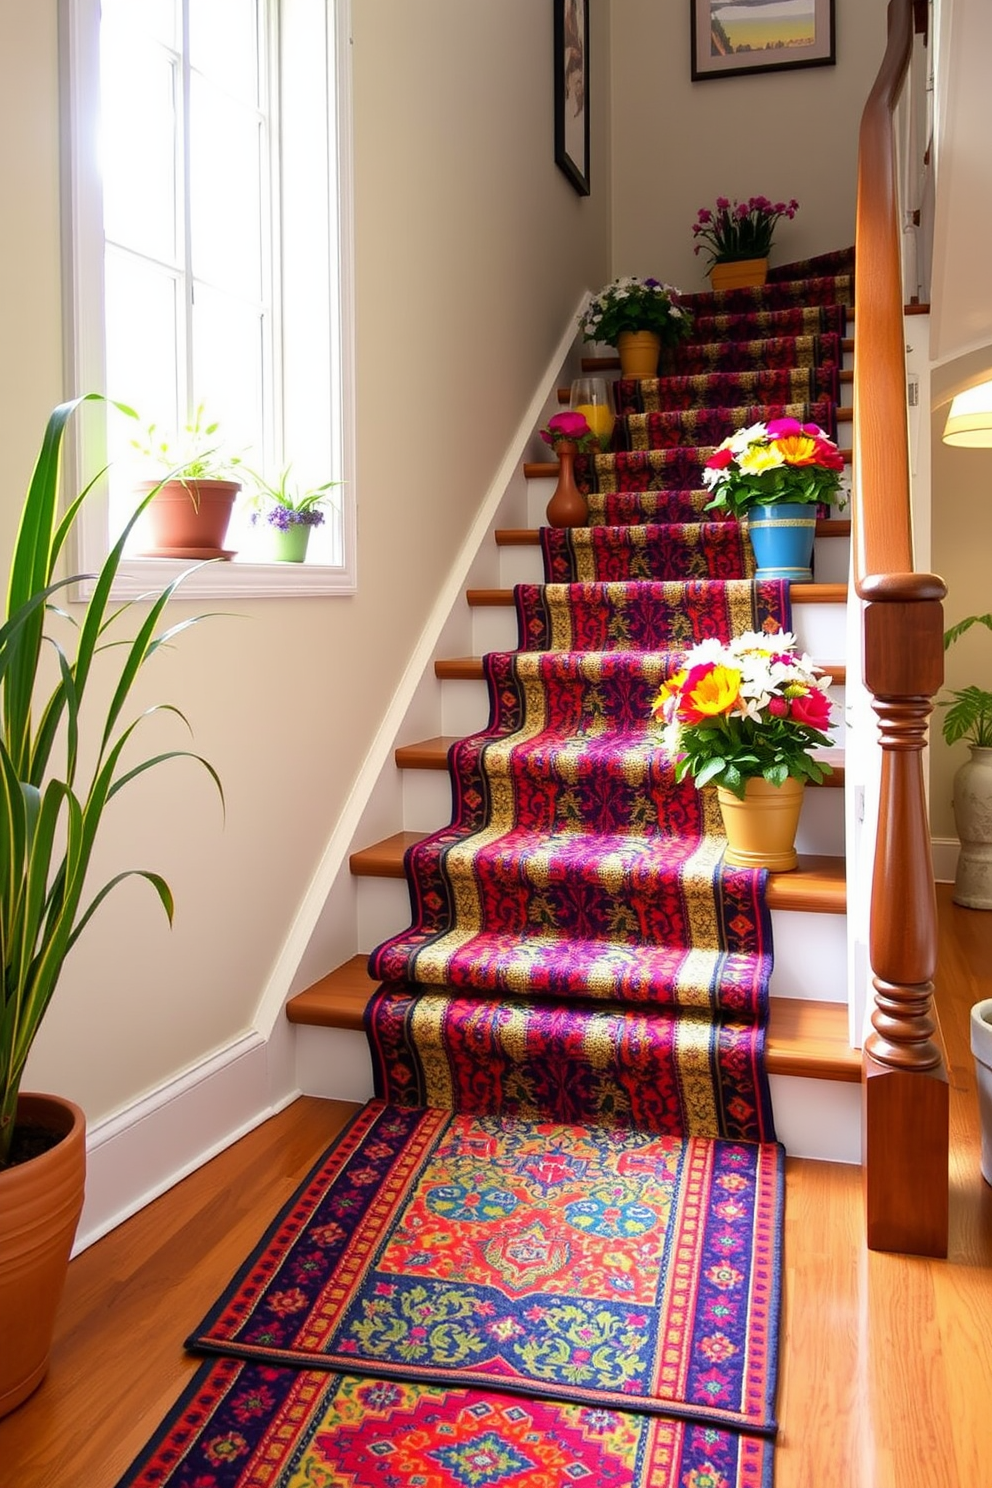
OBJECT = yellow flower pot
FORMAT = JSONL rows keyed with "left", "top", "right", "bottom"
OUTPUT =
{"left": 617, "top": 330, "right": 662, "bottom": 379}
{"left": 716, "top": 775, "right": 804, "bottom": 872}
{"left": 709, "top": 257, "right": 769, "bottom": 292}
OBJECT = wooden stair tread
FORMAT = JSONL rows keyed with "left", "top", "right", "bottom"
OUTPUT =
{"left": 436, "top": 656, "right": 848, "bottom": 686}
{"left": 349, "top": 832, "right": 846, "bottom": 912}
{"left": 496, "top": 520, "right": 851, "bottom": 544}
{"left": 286, "top": 959, "right": 860, "bottom": 1083}
{"left": 396, "top": 735, "right": 845, "bottom": 787}
{"left": 467, "top": 584, "right": 847, "bottom": 606}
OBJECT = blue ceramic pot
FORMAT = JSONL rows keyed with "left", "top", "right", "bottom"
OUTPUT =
{"left": 747, "top": 502, "right": 817, "bottom": 582}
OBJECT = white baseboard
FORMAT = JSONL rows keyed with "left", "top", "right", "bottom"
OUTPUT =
{"left": 75, "top": 1021, "right": 301, "bottom": 1254}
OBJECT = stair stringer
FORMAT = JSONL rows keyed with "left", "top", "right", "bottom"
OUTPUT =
{"left": 248, "top": 296, "right": 593, "bottom": 1037}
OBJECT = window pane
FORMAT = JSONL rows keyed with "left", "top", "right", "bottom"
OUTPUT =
{"left": 190, "top": 0, "right": 261, "bottom": 106}
{"left": 189, "top": 75, "right": 263, "bottom": 297}
{"left": 100, "top": 35, "right": 179, "bottom": 264}
{"left": 101, "top": 0, "right": 179, "bottom": 51}
{"left": 191, "top": 282, "right": 265, "bottom": 458}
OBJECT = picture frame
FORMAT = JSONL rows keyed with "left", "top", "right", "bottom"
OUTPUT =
{"left": 554, "top": 0, "right": 590, "bottom": 196}
{"left": 690, "top": 0, "right": 835, "bottom": 83}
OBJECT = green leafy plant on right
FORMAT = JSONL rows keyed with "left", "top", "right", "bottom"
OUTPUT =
{"left": 941, "top": 613, "right": 992, "bottom": 748}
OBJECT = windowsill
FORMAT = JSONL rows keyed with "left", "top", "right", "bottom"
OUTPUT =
{"left": 74, "top": 553, "right": 357, "bottom": 602}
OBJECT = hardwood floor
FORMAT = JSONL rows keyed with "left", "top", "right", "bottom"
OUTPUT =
{"left": 1, "top": 885, "right": 990, "bottom": 1487}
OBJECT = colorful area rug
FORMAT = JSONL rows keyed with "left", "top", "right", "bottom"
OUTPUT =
{"left": 188, "top": 1103, "right": 783, "bottom": 1432}
{"left": 116, "top": 1356, "right": 776, "bottom": 1488}
{"left": 115, "top": 252, "right": 853, "bottom": 1488}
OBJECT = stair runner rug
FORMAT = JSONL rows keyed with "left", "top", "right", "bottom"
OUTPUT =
{"left": 115, "top": 252, "right": 850, "bottom": 1488}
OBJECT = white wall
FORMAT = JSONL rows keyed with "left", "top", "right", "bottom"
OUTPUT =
{"left": 3, "top": 1, "right": 611, "bottom": 1126}
{"left": 610, "top": 0, "right": 888, "bottom": 290}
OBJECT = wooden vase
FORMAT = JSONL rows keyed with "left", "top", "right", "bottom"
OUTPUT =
{"left": 0, "top": 1094, "right": 86, "bottom": 1418}
{"left": 616, "top": 330, "right": 662, "bottom": 379}
{"left": 716, "top": 775, "right": 804, "bottom": 872}
{"left": 709, "top": 257, "right": 769, "bottom": 292}
{"left": 546, "top": 441, "right": 588, "bottom": 528}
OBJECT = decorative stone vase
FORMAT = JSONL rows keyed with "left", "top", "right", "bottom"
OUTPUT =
{"left": 709, "top": 257, "right": 769, "bottom": 292}
{"left": 747, "top": 502, "right": 817, "bottom": 582}
{"left": 970, "top": 999, "right": 992, "bottom": 1185}
{"left": 952, "top": 745, "right": 992, "bottom": 909}
{"left": 0, "top": 1094, "right": 86, "bottom": 1418}
{"left": 268, "top": 522, "right": 312, "bottom": 563}
{"left": 136, "top": 478, "right": 240, "bottom": 560}
{"left": 546, "top": 441, "right": 588, "bottom": 528}
{"left": 616, "top": 330, "right": 662, "bottom": 379}
{"left": 716, "top": 775, "right": 804, "bottom": 872}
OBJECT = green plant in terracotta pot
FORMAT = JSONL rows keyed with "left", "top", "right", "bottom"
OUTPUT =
{"left": 0, "top": 396, "right": 223, "bottom": 1416}
{"left": 246, "top": 466, "right": 339, "bottom": 563}
{"left": 131, "top": 403, "right": 242, "bottom": 559}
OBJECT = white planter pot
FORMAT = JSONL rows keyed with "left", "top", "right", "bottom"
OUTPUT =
{"left": 970, "top": 998, "right": 992, "bottom": 1186}
{"left": 952, "top": 745, "right": 992, "bottom": 908}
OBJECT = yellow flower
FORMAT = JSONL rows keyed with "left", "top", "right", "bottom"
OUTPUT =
{"left": 738, "top": 443, "right": 785, "bottom": 475}
{"left": 772, "top": 433, "right": 819, "bottom": 466}
{"left": 652, "top": 669, "right": 687, "bottom": 721}
{"left": 681, "top": 664, "right": 741, "bottom": 722}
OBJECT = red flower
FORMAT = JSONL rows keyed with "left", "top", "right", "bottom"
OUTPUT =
{"left": 704, "top": 446, "right": 734, "bottom": 471}
{"left": 789, "top": 690, "right": 831, "bottom": 730}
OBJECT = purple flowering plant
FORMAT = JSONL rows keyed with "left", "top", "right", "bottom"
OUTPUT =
{"left": 692, "top": 196, "right": 799, "bottom": 267}
{"left": 246, "top": 466, "right": 339, "bottom": 531}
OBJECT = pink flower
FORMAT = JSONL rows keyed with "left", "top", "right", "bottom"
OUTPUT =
{"left": 767, "top": 696, "right": 789, "bottom": 718}
{"left": 789, "top": 690, "right": 832, "bottom": 730}
{"left": 540, "top": 410, "right": 592, "bottom": 448}
{"left": 704, "top": 446, "right": 735, "bottom": 471}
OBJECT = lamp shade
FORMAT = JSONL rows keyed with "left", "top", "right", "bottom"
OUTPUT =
{"left": 943, "top": 379, "right": 992, "bottom": 447}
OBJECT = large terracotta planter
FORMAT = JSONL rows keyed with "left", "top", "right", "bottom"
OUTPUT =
{"left": 0, "top": 1093, "right": 86, "bottom": 1418}
{"left": 709, "top": 257, "right": 769, "bottom": 291}
{"left": 135, "top": 478, "right": 240, "bottom": 559}
{"left": 716, "top": 775, "right": 804, "bottom": 872}
{"left": 617, "top": 330, "right": 662, "bottom": 379}
{"left": 546, "top": 441, "right": 588, "bottom": 528}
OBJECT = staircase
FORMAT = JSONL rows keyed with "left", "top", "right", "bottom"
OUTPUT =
{"left": 287, "top": 262, "right": 867, "bottom": 1164}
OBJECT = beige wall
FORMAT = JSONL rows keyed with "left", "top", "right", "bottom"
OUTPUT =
{"left": 5, "top": 1, "right": 611, "bottom": 1120}
{"left": 610, "top": 0, "right": 887, "bottom": 290}
{"left": 931, "top": 350, "right": 992, "bottom": 840}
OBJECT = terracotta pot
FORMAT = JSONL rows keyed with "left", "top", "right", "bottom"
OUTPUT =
{"left": 616, "top": 330, "right": 662, "bottom": 379}
{"left": 0, "top": 1093, "right": 86, "bottom": 1418}
{"left": 716, "top": 775, "right": 804, "bottom": 872}
{"left": 546, "top": 441, "right": 588, "bottom": 528}
{"left": 135, "top": 479, "right": 240, "bottom": 559}
{"left": 709, "top": 257, "right": 769, "bottom": 292}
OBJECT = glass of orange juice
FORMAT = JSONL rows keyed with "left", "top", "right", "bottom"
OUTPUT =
{"left": 570, "top": 377, "right": 615, "bottom": 450}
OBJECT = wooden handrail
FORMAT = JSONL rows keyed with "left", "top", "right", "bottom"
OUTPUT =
{"left": 854, "top": 0, "right": 948, "bottom": 1256}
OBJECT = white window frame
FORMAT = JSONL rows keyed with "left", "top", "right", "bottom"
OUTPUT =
{"left": 58, "top": 0, "right": 357, "bottom": 599}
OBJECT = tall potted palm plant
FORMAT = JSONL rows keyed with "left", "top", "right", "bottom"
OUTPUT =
{"left": 0, "top": 396, "right": 222, "bottom": 1416}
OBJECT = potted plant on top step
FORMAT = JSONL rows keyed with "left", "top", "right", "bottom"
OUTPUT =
{"left": 132, "top": 404, "right": 242, "bottom": 559}
{"left": 0, "top": 396, "right": 223, "bottom": 1417}
{"left": 578, "top": 276, "right": 692, "bottom": 379}
{"left": 692, "top": 194, "right": 800, "bottom": 290}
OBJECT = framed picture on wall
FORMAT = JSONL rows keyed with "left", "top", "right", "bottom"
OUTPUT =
{"left": 554, "top": 0, "right": 590, "bottom": 195}
{"left": 691, "top": 0, "right": 836, "bottom": 82}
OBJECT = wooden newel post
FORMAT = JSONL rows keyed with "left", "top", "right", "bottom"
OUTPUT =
{"left": 861, "top": 579, "right": 949, "bottom": 1256}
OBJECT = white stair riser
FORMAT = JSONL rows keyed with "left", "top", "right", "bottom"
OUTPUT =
{"left": 471, "top": 596, "right": 847, "bottom": 663}
{"left": 356, "top": 873, "right": 846, "bottom": 1004}
{"left": 400, "top": 749, "right": 845, "bottom": 858}
{"left": 295, "top": 1024, "right": 861, "bottom": 1164}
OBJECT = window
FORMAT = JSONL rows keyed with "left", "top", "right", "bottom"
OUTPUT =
{"left": 61, "top": 0, "right": 355, "bottom": 597}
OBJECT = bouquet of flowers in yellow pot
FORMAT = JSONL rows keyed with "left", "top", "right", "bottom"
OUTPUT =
{"left": 653, "top": 631, "right": 835, "bottom": 798}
